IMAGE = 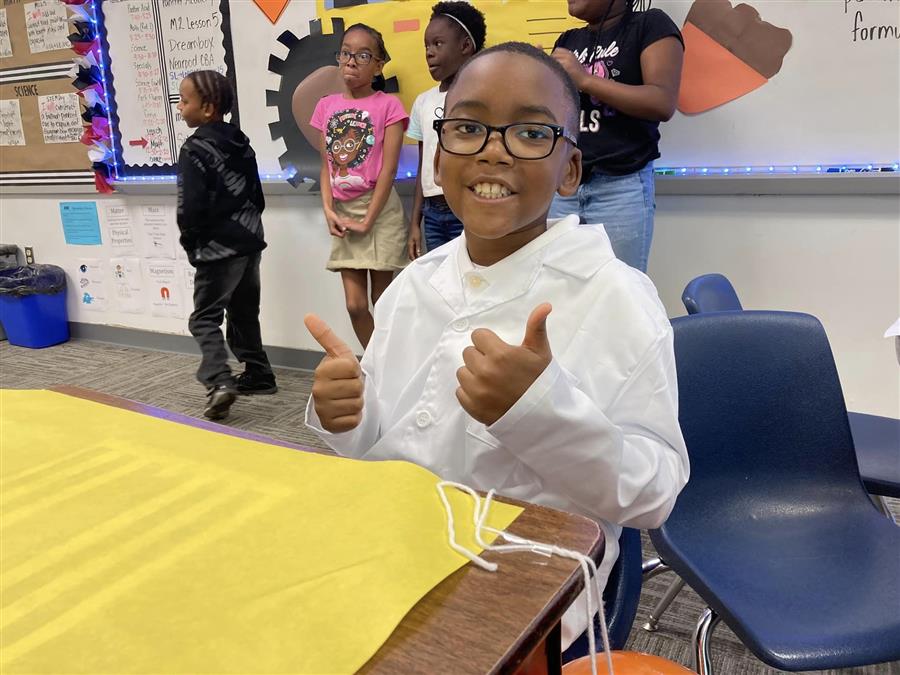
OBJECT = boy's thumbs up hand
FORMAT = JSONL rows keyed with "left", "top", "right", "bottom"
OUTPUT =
{"left": 456, "top": 303, "right": 553, "bottom": 426}
{"left": 304, "top": 313, "right": 364, "bottom": 433}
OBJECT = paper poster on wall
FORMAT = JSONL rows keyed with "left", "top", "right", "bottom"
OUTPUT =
{"left": 144, "top": 259, "right": 183, "bottom": 318}
{"left": 38, "top": 93, "right": 83, "bottom": 144}
{"left": 0, "top": 9, "right": 13, "bottom": 58}
{"left": 0, "top": 99, "right": 26, "bottom": 147}
{"left": 59, "top": 202, "right": 102, "bottom": 245}
{"left": 102, "top": 201, "right": 137, "bottom": 254}
{"left": 24, "top": 0, "right": 71, "bottom": 54}
{"left": 181, "top": 262, "right": 195, "bottom": 295}
{"left": 110, "top": 256, "right": 145, "bottom": 313}
{"left": 101, "top": 0, "right": 232, "bottom": 167}
{"left": 138, "top": 204, "right": 176, "bottom": 259}
{"left": 75, "top": 259, "right": 108, "bottom": 311}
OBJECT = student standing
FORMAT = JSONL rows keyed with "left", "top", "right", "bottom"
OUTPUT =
{"left": 406, "top": 1, "right": 486, "bottom": 259}
{"left": 304, "top": 42, "right": 688, "bottom": 650}
{"left": 549, "top": 0, "right": 684, "bottom": 272}
{"left": 310, "top": 24, "right": 409, "bottom": 348}
{"left": 176, "top": 70, "right": 276, "bottom": 421}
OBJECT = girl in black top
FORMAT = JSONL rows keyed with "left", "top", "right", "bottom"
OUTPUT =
{"left": 549, "top": 0, "right": 683, "bottom": 272}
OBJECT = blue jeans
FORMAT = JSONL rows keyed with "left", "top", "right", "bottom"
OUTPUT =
{"left": 549, "top": 163, "right": 656, "bottom": 272}
{"left": 422, "top": 197, "right": 464, "bottom": 252}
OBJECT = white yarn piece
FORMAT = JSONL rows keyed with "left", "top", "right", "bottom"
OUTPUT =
{"left": 436, "top": 481, "right": 614, "bottom": 675}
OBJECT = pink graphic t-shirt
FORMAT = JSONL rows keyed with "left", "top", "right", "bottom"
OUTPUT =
{"left": 310, "top": 91, "right": 408, "bottom": 202}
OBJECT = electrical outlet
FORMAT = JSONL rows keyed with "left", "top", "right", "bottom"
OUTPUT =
{"left": 24, "top": 246, "right": 34, "bottom": 264}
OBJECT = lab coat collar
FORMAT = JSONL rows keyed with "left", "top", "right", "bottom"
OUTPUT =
{"left": 427, "top": 215, "right": 614, "bottom": 314}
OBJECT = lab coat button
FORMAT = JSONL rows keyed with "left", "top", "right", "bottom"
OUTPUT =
{"left": 415, "top": 410, "right": 432, "bottom": 428}
{"left": 452, "top": 319, "right": 468, "bottom": 332}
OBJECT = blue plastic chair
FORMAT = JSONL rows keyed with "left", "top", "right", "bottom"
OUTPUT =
{"left": 652, "top": 311, "right": 900, "bottom": 673}
{"left": 681, "top": 272, "right": 900, "bottom": 500}
{"left": 562, "top": 527, "right": 643, "bottom": 661}
{"left": 681, "top": 273, "right": 743, "bottom": 315}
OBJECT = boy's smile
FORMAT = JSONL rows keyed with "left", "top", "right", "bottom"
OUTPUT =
{"left": 434, "top": 51, "right": 581, "bottom": 265}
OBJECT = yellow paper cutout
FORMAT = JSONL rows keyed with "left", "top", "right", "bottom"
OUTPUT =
{"left": 0, "top": 390, "right": 522, "bottom": 674}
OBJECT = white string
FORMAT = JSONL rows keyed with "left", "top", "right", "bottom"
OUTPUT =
{"left": 437, "top": 481, "right": 615, "bottom": 675}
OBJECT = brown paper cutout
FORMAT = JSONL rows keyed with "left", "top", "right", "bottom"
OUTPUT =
{"left": 677, "top": 0, "right": 792, "bottom": 114}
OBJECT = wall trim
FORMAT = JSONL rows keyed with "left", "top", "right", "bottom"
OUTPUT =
{"left": 69, "top": 322, "right": 322, "bottom": 371}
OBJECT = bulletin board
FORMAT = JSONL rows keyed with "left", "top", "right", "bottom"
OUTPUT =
{"left": 0, "top": 0, "right": 93, "bottom": 186}
{"left": 91, "top": 0, "right": 898, "bottom": 184}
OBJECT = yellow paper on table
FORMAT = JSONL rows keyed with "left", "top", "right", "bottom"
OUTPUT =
{"left": 0, "top": 390, "right": 522, "bottom": 674}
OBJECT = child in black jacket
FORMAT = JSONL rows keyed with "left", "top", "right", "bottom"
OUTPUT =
{"left": 177, "top": 70, "right": 276, "bottom": 421}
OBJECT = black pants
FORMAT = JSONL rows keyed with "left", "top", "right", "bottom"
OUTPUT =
{"left": 188, "top": 253, "right": 273, "bottom": 388}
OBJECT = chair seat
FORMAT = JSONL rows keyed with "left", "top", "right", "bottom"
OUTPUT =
{"left": 651, "top": 496, "right": 900, "bottom": 671}
{"left": 849, "top": 412, "right": 900, "bottom": 498}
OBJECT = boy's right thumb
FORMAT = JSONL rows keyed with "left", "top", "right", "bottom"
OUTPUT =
{"left": 304, "top": 314, "right": 356, "bottom": 360}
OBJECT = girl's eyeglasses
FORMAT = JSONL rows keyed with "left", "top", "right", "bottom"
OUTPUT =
{"left": 335, "top": 50, "right": 380, "bottom": 65}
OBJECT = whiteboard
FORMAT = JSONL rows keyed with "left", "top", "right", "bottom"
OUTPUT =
{"left": 657, "top": 0, "right": 900, "bottom": 169}
{"left": 98, "top": 0, "right": 900, "bottom": 178}
{"left": 101, "top": 0, "right": 235, "bottom": 169}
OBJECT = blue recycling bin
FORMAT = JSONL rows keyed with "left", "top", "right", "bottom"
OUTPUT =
{"left": 0, "top": 265, "right": 69, "bottom": 348}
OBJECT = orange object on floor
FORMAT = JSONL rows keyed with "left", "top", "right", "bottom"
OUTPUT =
{"left": 563, "top": 651, "right": 695, "bottom": 674}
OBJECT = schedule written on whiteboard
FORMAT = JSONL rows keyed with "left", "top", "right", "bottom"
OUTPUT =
{"left": 101, "top": 0, "right": 231, "bottom": 167}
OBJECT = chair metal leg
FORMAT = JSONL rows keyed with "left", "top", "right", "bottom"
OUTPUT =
{"left": 691, "top": 607, "right": 721, "bottom": 675}
{"left": 872, "top": 494, "right": 895, "bottom": 520}
{"left": 642, "top": 577, "right": 686, "bottom": 632}
{"left": 642, "top": 557, "right": 672, "bottom": 581}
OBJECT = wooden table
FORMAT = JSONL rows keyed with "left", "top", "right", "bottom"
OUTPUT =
{"left": 50, "top": 385, "right": 604, "bottom": 675}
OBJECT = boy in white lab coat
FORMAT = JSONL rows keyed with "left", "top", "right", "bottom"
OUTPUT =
{"left": 304, "top": 41, "right": 689, "bottom": 651}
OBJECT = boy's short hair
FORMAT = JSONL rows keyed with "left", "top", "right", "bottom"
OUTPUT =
{"left": 449, "top": 42, "right": 580, "bottom": 137}
{"left": 186, "top": 70, "right": 234, "bottom": 117}
{"left": 430, "top": 1, "right": 487, "bottom": 52}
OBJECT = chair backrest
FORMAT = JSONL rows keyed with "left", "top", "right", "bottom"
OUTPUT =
{"left": 682, "top": 273, "right": 743, "bottom": 315}
{"left": 669, "top": 311, "right": 863, "bottom": 512}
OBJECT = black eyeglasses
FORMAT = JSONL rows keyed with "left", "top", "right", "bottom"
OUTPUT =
{"left": 432, "top": 118, "right": 577, "bottom": 160}
{"left": 335, "top": 50, "right": 380, "bottom": 65}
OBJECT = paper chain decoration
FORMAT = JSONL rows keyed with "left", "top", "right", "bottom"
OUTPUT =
{"left": 65, "top": 0, "right": 114, "bottom": 193}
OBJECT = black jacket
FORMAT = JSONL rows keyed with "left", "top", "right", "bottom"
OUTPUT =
{"left": 176, "top": 121, "right": 266, "bottom": 265}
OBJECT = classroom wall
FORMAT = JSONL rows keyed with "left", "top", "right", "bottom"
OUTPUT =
{"left": 1, "top": 190, "right": 897, "bottom": 417}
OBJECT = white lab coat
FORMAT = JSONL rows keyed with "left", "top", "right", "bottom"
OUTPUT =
{"left": 307, "top": 215, "right": 689, "bottom": 646}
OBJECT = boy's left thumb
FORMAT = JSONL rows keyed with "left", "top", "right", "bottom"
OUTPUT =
{"left": 521, "top": 303, "right": 552, "bottom": 355}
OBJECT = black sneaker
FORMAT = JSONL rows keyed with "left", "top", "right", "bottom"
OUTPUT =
{"left": 204, "top": 384, "right": 236, "bottom": 420}
{"left": 235, "top": 371, "right": 278, "bottom": 395}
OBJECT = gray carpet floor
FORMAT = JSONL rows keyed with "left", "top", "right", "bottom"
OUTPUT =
{"left": 1, "top": 339, "right": 898, "bottom": 675}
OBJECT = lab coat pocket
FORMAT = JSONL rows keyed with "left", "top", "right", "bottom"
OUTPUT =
{"left": 464, "top": 419, "right": 540, "bottom": 498}
{"left": 465, "top": 418, "right": 502, "bottom": 450}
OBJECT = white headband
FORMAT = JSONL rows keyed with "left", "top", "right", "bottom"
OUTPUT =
{"left": 440, "top": 13, "right": 476, "bottom": 49}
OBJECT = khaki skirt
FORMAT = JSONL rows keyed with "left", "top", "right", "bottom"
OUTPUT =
{"left": 327, "top": 188, "right": 408, "bottom": 272}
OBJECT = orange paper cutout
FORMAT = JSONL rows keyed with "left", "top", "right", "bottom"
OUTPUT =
{"left": 677, "top": 21, "right": 768, "bottom": 114}
{"left": 253, "top": 0, "right": 289, "bottom": 24}
{"left": 393, "top": 18, "right": 420, "bottom": 33}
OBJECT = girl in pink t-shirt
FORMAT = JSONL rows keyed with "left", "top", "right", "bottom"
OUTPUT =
{"left": 310, "top": 23, "right": 409, "bottom": 348}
